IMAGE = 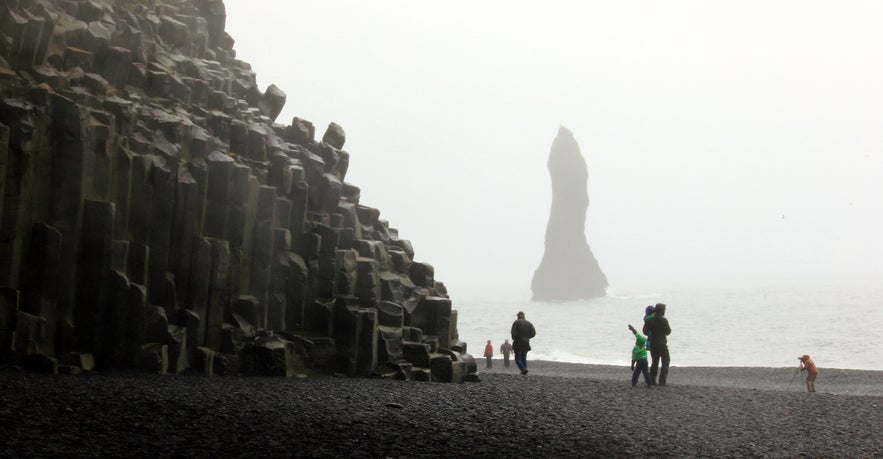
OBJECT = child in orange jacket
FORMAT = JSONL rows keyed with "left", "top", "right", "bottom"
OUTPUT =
{"left": 798, "top": 354, "right": 818, "bottom": 393}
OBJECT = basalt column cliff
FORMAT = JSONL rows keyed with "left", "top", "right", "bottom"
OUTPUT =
{"left": 0, "top": 0, "right": 476, "bottom": 382}
{"left": 531, "top": 127, "right": 608, "bottom": 301}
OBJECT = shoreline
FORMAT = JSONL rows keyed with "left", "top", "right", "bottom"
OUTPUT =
{"left": 479, "top": 359, "right": 883, "bottom": 396}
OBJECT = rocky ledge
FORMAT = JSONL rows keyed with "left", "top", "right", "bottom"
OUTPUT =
{"left": 0, "top": 0, "right": 476, "bottom": 382}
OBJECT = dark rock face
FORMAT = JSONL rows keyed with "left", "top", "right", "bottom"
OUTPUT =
{"left": 531, "top": 127, "right": 608, "bottom": 301}
{"left": 0, "top": 0, "right": 473, "bottom": 382}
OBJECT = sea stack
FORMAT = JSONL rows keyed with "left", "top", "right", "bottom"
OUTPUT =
{"left": 531, "top": 127, "right": 608, "bottom": 301}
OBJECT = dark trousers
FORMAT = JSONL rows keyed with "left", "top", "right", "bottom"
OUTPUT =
{"left": 632, "top": 359, "right": 652, "bottom": 386}
{"left": 503, "top": 354, "right": 510, "bottom": 368}
{"left": 514, "top": 350, "right": 528, "bottom": 371}
{"left": 650, "top": 345, "right": 670, "bottom": 384}
{"left": 485, "top": 356, "right": 492, "bottom": 368}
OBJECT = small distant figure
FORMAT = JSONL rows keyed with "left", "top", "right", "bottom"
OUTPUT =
{"left": 483, "top": 340, "right": 494, "bottom": 369}
{"left": 643, "top": 305, "right": 655, "bottom": 350}
{"left": 500, "top": 339, "right": 512, "bottom": 368}
{"left": 511, "top": 311, "right": 537, "bottom": 375}
{"left": 798, "top": 354, "right": 818, "bottom": 393}
{"left": 628, "top": 324, "right": 652, "bottom": 388}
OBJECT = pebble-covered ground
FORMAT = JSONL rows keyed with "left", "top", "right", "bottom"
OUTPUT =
{"left": 1, "top": 361, "right": 880, "bottom": 457}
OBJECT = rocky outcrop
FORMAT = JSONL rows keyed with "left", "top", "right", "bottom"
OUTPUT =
{"left": 531, "top": 127, "right": 607, "bottom": 301}
{"left": 0, "top": 0, "right": 474, "bottom": 382}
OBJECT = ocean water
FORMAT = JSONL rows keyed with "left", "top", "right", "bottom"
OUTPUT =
{"left": 454, "top": 286, "right": 883, "bottom": 371}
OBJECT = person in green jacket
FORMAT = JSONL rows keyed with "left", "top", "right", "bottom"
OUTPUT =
{"left": 628, "top": 324, "right": 652, "bottom": 388}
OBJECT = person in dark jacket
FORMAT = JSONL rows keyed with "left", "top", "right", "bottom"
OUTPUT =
{"left": 500, "top": 339, "right": 513, "bottom": 368}
{"left": 511, "top": 311, "right": 536, "bottom": 375}
{"left": 643, "top": 302, "right": 671, "bottom": 385}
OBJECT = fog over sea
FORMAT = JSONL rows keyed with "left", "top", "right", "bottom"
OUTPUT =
{"left": 220, "top": 3, "right": 883, "bottom": 374}
{"left": 456, "top": 285, "right": 883, "bottom": 371}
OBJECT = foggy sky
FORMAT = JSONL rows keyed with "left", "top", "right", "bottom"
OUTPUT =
{"left": 224, "top": 1, "right": 883, "bottom": 300}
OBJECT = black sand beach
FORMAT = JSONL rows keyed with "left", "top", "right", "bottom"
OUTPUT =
{"left": 1, "top": 361, "right": 881, "bottom": 457}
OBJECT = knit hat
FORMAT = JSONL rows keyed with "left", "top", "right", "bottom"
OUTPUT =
{"left": 645, "top": 305, "right": 655, "bottom": 315}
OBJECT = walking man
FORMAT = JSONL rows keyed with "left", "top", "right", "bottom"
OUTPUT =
{"left": 643, "top": 302, "right": 671, "bottom": 385}
{"left": 500, "top": 339, "right": 513, "bottom": 368}
{"left": 511, "top": 311, "right": 536, "bottom": 375}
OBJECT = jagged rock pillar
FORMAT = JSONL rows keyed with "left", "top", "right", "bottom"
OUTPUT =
{"left": 105, "top": 270, "right": 128, "bottom": 369}
{"left": 249, "top": 185, "right": 276, "bottom": 329}
{"left": 18, "top": 224, "right": 61, "bottom": 355}
{"left": 111, "top": 146, "right": 132, "bottom": 240}
{"left": 0, "top": 288, "right": 18, "bottom": 365}
{"left": 0, "top": 124, "right": 8, "bottom": 283}
{"left": 227, "top": 164, "right": 257, "bottom": 301}
{"left": 147, "top": 159, "right": 175, "bottom": 305}
{"left": 204, "top": 151, "right": 233, "bottom": 239}
{"left": 289, "top": 180, "right": 309, "bottom": 251}
{"left": 205, "top": 238, "right": 230, "bottom": 350}
{"left": 49, "top": 94, "right": 90, "bottom": 333}
{"left": 281, "top": 252, "right": 308, "bottom": 331}
{"left": 170, "top": 162, "right": 207, "bottom": 303}
{"left": 357, "top": 307, "right": 378, "bottom": 376}
{"left": 531, "top": 127, "right": 608, "bottom": 301}
{"left": 75, "top": 200, "right": 114, "bottom": 359}
{"left": 188, "top": 237, "right": 212, "bottom": 347}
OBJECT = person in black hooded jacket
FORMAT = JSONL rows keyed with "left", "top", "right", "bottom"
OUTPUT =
{"left": 511, "top": 311, "right": 536, "bottom": 375}
{"left": 643, "top": 303, "right": 672, "bottom": 385}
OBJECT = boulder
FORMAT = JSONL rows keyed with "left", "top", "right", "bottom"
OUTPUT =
{"left": 250, "top": 334, "right": 303, "bottom": 377}
{"left": 402, "top": 341, "right": 430, "bottom": 368}
{"left": 321, "top": 122, "right": 345, "bottom": 150}
{"left": 166, "top": 325, "right": 189, "bottom": 374}
{"left": 14, "top": 311, "right": 46, "bottom": 363}
{"left": 138, "top": 343, "right": 168, "bottom": 374}
{"left": 409, "top": 262, "right": 434, "bottom": 288}
{"left": 429, "top": 353, "right": 466, "bottom": 383}
{"left": 376, "top": 301, "right": 404, "bottom": 328}
{"left": 257, "top": 84, "right": 286, "bottom": 121}
{"left": 196, "top": 346, "right": 215, "bottom": 376}
{"left": 68, "top": 352, "right": 95, "bottom": 372}
{"left": 23, "top": 353, "right": 58, "bottom": 374}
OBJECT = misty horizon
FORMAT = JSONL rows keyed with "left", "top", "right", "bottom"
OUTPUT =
{"left": 225, "top": 1, "right": 883, "bottom": 301}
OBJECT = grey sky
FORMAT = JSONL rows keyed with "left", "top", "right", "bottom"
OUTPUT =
{"left": 224, "top": 1, "right": 883, "bottom": 300}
